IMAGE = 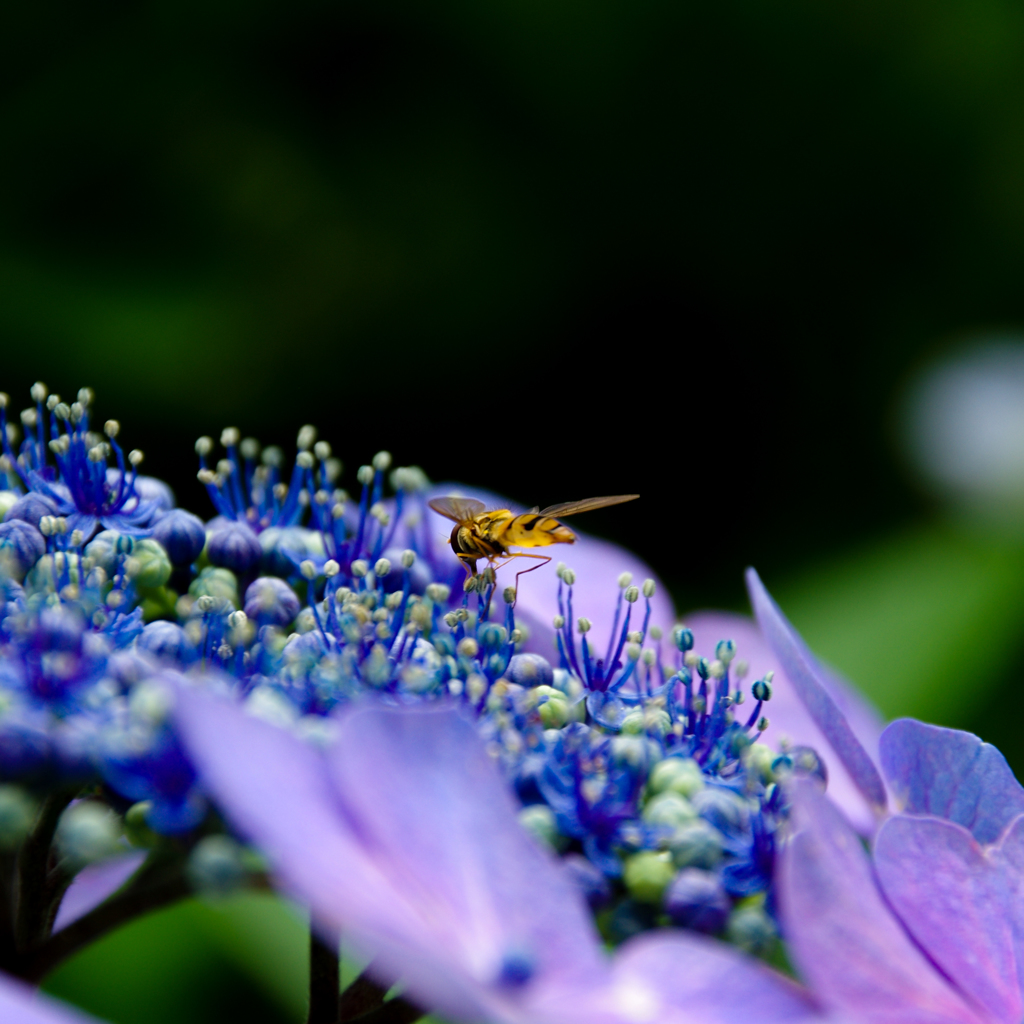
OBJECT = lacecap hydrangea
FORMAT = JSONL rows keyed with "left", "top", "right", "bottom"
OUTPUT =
{"left": 0, "top": 382, "right": 844, "bottom": 983}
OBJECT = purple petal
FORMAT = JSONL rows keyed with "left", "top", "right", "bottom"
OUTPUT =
{"left": 0, "top": 972, "right": 103, "bottom": 1024}
{"left": 52, "top": 851, "right": 147, "bottom": 932}
{"left": 687, "top": 611, "right": 882, "bottom": 834}
{"left": 425, "top": 486, "right": 672, "bottom": 657}
{"left": 993, "top": 815, "right": 1024, "bottom": 1000}
{"left": 325, "top": 704, "right": 609, "bottom": 1021}
{"left": 745, "top": 568, "right": 887, "bottom": 814}
{"left": 586, "top": 931, "right": 821, "bottom": 1024}
{"left": 780, "top": 780, "right": 982, "bottom": 1024}
{"left": 171, "top": 685, "right": 434, "bottom": 948}
{"left": 875, "top": 814, "right": 1020, "bottom": 1024}
{"left": 879, "top": 719, "right": 1024, "bottom": 844}
{"left": 174, "top": 687, "right": 606, "bottom": 1024}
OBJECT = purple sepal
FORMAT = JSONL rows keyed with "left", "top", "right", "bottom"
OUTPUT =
{"left": 780, "top": 780, "right": 981, "bottom": 1024}
{"left": 53, "top": 851, "right": 147, "bottom": 932}
{"left": 880, "top": 718, "right": 1024, "bottom": 844}
{"left": 745, "top": 568, "right": 887, "bottom": 814}
{"left": 875, "top": 813, "right": 1024, "bottom": 1024}
{"left": 0, "top": 971, "right": 103, "bottom": 1023}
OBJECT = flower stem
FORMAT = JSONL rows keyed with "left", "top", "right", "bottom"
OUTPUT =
{"left": 12, "top": 847, "right": 190, "bottom": 983}
{"left": 308, "top": 926, "right": 340, "bottom": 1024}
{"left": 13, "top": 789, "right": 76, "bottom": 956}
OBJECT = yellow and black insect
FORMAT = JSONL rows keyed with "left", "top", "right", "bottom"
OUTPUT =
{"left": 428, "top": 494, "right": 639, "bottom": 590}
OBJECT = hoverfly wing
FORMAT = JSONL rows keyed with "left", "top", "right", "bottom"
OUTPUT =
{"left": 427, "top": 496, "right": 487, "bottom": 523}
{"left": 537, "top": 494, "right": 640, "bottom": 518}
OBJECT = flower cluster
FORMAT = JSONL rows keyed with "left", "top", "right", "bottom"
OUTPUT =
{"left": 0, "top": 384, "right": 828, "bottom": 959}
{"left": 1, "top": 380, "right": 1018, "bottom": 1024}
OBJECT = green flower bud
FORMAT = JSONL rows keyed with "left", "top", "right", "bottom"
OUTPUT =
{"left": 294, "top": 607, "right": 317, "bottom": 634}
{"left": 126, "top": 538, "right": 172, "bottom": 589}
{"left": 188, "top": 835, "right": 246, "bottom": 898}
{"left": 727, "top": 901, "right": 776, "bottom": 954}
{"left": 648, "top": 757, "right": 705, "bottom": 798}
{"left": 642, "top": 791, "right": 697, "bottom": 829}
{"left": 623, "top": 850, "right": 675, "bottom": 903}
{"left": 517, "top": 804, "right": 566, "bottom": 852}
{"left": 188, "top": 566, "right": 239, "bottom": 607}
{"left": 56, "top": 802, "right": 122, "bottom": 868}
{"left": 669, "top": 820, "right": 725, "bottom": 870}
{"left": 0, "top": 491, "right": 19, "bottom": 520}
{"left": 743, "top": 742, "right": 776, "bottom": 784}
{"left": 536, "top": 688, "right": 572, "bottom": 728}
{"left": 25, "top": 554, "right": 81, "bottom": 595}
{"left": 124, "top": 801, "right": 159, "bottom": 848}
{"left": 0, "top": 785, "right": 36, "bottom": 851}
{"left": 620, "top": 710, "right": 645, "bottom": 735}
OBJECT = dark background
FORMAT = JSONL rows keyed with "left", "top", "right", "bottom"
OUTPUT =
{"left": 8, "top": 0, "right": 1019, "bottom": 607}
{"left": 5, "top": 1, "right": 1024, "bottom": 1018}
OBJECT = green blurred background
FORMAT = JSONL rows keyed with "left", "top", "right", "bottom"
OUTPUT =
{"left": 4, "top": 0, "right": 1024, "bottom": 1018}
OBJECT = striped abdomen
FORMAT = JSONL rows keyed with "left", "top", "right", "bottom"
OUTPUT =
{"left": 491, "top": 512, "right": 575, "bottom": 550}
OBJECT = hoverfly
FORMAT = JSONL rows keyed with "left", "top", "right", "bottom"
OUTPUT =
{"left": 428, "top": 493, "right": 639, "bottom": 592}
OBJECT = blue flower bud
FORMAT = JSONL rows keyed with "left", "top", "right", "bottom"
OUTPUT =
{"left": 665, "top": 868, "right": 730, "bottom": 933}
{"left": 258, "top": 527, "right": 324, "bottom": 577}
{"left": 691, "top": 786, "right": 751, "bottom": 834}
{"left": 207, "top": 522, "right": 261, "bottom": 573}
{"left": 83, "top": 530, "right": 120, "bottom": 574}
{"left": 562, "top": 853, "right": 611, "bottom": 909}
{"left": 669, "top": 820, "right": 725, "bottom": 870}
{"left": 696, "top": 657, "right": 710, "bottom": 680}
{"left": 37, "top": 604, "right": 86, "bottom": 653}
{"left": 0, "top": 520, "right": 45, "bottom": 579}
{"left": 751, "top": 678, "right": 772, "bottom": 701}
{"left": 507, "top": 653, "right": 553, "bottom": 688}
{"left": 127, "top": 474, "right": 175, "bottom": 512}
{"left": 244, "top": 577, "right": 301, "bottom": 628}
{"left": 137, "top": 621, "right": 195, "bottom": 664}
{"left": 3, "top": 492, "right": 58, "bottom": 529}
{"left": 152, "top": 509, "right": 206, "bottom": 567}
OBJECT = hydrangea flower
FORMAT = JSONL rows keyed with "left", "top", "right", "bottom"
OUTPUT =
{"left": 173, "top": 690, "right": 824, "bottom": 1024}
{"left": 0, "top": 383, "right": 894, "bottom": 997}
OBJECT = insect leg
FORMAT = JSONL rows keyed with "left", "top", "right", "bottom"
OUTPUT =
{"left": 502, "top": 552, "right": 551, "bottom": 603}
